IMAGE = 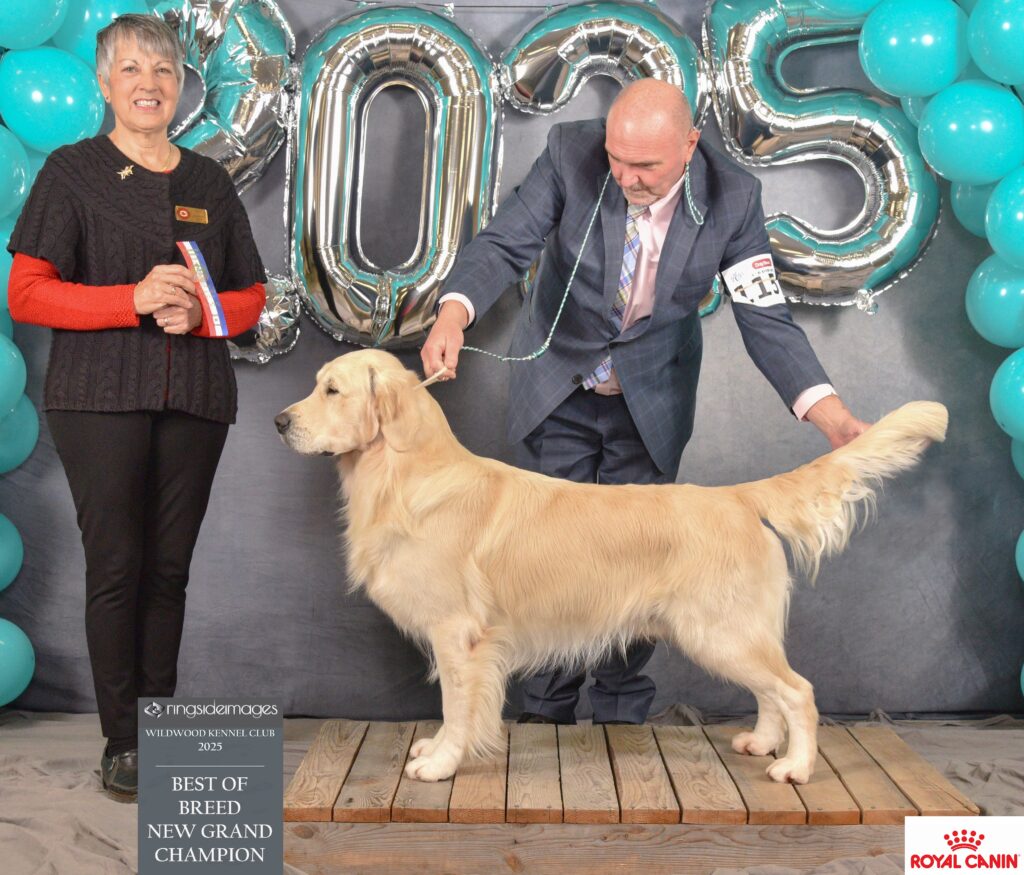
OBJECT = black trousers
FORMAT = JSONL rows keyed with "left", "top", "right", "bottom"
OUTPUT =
{"left": 48, "top": 410, "right": 229, "bottom": 742}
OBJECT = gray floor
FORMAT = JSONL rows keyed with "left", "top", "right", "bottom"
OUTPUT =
{"left": 1, "top": 708, "right": 1021, "bottom": 874}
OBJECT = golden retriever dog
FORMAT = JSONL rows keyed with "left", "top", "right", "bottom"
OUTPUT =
{"left": 275, "top": 349, "right": 947, "bottom": 785}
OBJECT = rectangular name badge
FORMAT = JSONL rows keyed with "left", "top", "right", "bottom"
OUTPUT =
{"left": 721, "top": 253, "right": 786, "bottom": 308}
{"left": 175, "top": 205, "right": 208, "bottom": 224}
{"left": 177, "top": 241, "right": 229, "bottom": 338}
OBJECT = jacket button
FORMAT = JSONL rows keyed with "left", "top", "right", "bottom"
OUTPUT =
{"left": 571, "top": 374, "right": 583, "bottom": 385}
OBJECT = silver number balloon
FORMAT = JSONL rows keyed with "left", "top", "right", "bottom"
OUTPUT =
{"left": 291, "top": 6, "right": 500, "bottom": 348}
{"left": 502, "top": 0, "right": 710, "bottom": 125}
{"left": 704, "top": 0, "right": 940, "bottom": 308}
{"left": 153, "top": 0, "right": 294, "bottom": 192}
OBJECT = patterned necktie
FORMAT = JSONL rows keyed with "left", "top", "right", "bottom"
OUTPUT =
{"left": 583, "top": 203, "right": 648, "bottom": 389}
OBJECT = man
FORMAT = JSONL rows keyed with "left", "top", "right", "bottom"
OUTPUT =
{"left": 420, "top": 79, "right": 867, "bottom": 726}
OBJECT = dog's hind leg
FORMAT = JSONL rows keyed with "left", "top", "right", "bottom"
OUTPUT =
{"left": 669, "top": 619, "right": 819, "bottom": 784}
{"left": 731, "top": 692, "right": 786, "bottom": 756}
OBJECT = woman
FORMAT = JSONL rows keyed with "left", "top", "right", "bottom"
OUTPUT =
{"left": 6, "top": 15, "right": 265, "bottom": 802}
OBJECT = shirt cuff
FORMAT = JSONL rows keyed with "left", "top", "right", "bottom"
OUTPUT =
{"left": 438, "top": 292, "right": 475, "bottom": 327}
{"left": 792, "top": 384, "right": 836, "bottom": 421}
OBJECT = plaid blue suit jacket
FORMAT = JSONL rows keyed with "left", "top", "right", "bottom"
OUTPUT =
{"left": 444, "top": 119, "right": 830, "bottom": 473}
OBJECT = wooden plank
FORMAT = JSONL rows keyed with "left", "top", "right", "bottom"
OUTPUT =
{"left": 558, "top": 724, "right": 619, "bottom": 824}
{"left": 703, "top": 726, "right": 806, "bottom": 825}
{"left": 332, "top": 721, "right": 415, "bottom": 822}
{"left": 783, "top": 735, "right": 861, "bottom": 825}
{"left": 285, "top": 823, "right": 905, "bottom": 875}
{"left": 605, "top": 725, "right": 679, "bottom": 824}
{"left": 449, "top": 724, "right": 509, "bottom": 824}
{"left": 391, "top": 721, "right": 453, "bottom": 823}
{"left": 652, "top": 725, "right": 746, "bottom": 825}
{"left": 816, "top": 726, "right": 916, "bottom": 824}
{"left": 849, "top": 726, "right": 980, "bottom": 817}
{"left": 283, "top": 720, "right": 368, "bottom": 822}
{"left": 507, "top": 723, "right": 562, "bottom": 823}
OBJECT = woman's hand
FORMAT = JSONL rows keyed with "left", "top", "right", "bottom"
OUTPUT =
{"left": 153, "top": 301, "right": 202, "bottom": 334}
{"left": 134, "top": 265, "right": 197, "bottom": 315}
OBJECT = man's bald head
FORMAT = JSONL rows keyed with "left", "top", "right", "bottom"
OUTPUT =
{"left": 607, "top": 78, "right": 693, "bottom": 143}
{"left": 605, "top": 79, "right": 700, "bottom": 206}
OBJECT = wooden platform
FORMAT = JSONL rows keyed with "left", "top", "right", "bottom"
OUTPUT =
{"left": 283, "top": 720, "right": 979, "bottom": 826}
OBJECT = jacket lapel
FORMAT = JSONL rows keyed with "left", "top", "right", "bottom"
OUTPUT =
{"left": 599, "top": 172, "right": 626, "bottom": 313}
{"left": 626, "top": 147, "right": 710, "bottom": 342}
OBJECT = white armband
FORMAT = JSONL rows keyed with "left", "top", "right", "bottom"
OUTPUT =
{"left": 721, "top": 253, "right": 785, "bottom": 308}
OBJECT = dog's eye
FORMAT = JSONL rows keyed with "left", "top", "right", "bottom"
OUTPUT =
{"left": 325, "top": 386, "right": 339, "bottom": 396}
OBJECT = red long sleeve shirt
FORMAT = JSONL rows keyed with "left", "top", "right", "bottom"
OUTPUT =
{"left": 7, "top": 252, "right": 266, "bottom": 338}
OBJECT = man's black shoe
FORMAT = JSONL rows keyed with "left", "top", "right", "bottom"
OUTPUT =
{"left": 100, "top": 748, "right": 138, "bottom": 803}
{"left": 517, "top": 712, "right": 573, "bottom": 725}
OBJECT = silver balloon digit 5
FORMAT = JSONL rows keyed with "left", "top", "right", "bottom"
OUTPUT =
{"left": 704, "top": 0, "right": 940, "bottom": 308}
{"left": 290, "top": 7, "right": 500, "bottom": 348}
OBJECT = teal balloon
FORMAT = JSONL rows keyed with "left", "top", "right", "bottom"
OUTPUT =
{"left": 985, "top": 165, "right": 1024, "bottom": 268}
{"left": 0, "top": 395, "right": 39, "bottom": 473}
{"left": 952, "top": 180, "right": 996, "bottom": 234}
{"left": 0, "top": 618, "right": 34, "bottom": 706}
{"left": 0, "top": 47, "right": 104, "bottom": 153}
{"left": 811, "top": 0, "right": 883, "bottom": 15}
{"left": 990, "top": 347, "right": 1024, "bottom": 439}
{"left": 0, "top": 514, "right": 23, "bottom": 593}
{"left": 859, "top": 0, "right": 970, "bottom": 97}
{"left": 0, "top": 125, "right": 29, "bottom": 221}
{"left": 0, "top": 247, "right": 11, "bottom": 310}
{"left": 0, "top": 334, "right": 26, "bottom": 413}
{"left": 1017, "top": 529, "right": 1024, "bottom": 582}
{"left": 959, "top": 0, "right": 980, "bottom": 10}
{"left": 901, "top": 95, "right": 930, "bottom": 125}
{"left": 1012, "top": 438, "right": 1024, "bottom": 478}
{"left": 54, "top": 0, "right": 150, "bottom": 66}
{"left": 968, "top": 0, "right": 1024, "bottom": 84}
{"left": 23, "top": 148, "right": 48, "bottom": 192}
{"left": 0, "top": 310, "right": 11, "bottom": 339}
{"left": 965, "top": 254, "right": 1024, "bottom": 346}
{"left": 0, "top": 0, "right": 69, "bottom": 50}
{"left": 918, "top": 80, "right": 1024, "bottom": 182}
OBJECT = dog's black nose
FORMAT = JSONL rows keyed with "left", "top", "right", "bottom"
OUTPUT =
{"left": 274, "top": 412, "right": 291, "bottom": 434}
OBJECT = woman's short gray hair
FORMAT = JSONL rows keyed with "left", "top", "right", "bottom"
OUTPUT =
{"left": 95, "top": 14, "right": 184, "bottom": 87}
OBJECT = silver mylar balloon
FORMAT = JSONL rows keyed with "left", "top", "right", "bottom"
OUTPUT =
{"left": 291, "top": 6, "right": 500, "bottom": 348}
{"left": 152, "top": 0, "right": 294, "bottom": 193}
{"left": 502, "top": 1, "right": 711, "bottom": 126}
{"left": 227, "top": 274, "right": 300, "bottom": 364}
{"left": 704, "top": 0, "right": 940, "bottom": 307}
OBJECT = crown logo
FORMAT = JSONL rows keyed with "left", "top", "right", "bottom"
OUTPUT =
{"left": 945, "top": 829, "right": 984, "bottom": 852}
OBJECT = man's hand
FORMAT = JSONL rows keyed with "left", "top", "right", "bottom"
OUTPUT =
{"left": 421, "top": 300, "right": 469, "bottom": 381}
{"left": 805, "top": 394, "right": 870, "bottom": 450}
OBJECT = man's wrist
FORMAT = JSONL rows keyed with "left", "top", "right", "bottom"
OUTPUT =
{"left": 438, "top": 299, "right": 470, "bottom": 330}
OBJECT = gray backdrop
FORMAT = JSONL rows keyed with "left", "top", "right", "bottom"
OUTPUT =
{"left": 2, "top": 0, "right": 1022, "bottom": 720}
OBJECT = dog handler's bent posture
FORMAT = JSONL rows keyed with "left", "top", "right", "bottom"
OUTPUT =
{"left": 6, "top": 16, "right": 266, "bottom": 801}
{"left": 421, "top": 79, "right": 869, "bottom": 726}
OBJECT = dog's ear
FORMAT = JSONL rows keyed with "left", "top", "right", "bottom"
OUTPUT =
{"left": 368, "top": 365, "right": 422, "bottom": 451}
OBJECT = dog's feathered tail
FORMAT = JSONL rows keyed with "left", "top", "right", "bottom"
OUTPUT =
{"left": 735, "top": 401, "right": 948, "bottom": 581}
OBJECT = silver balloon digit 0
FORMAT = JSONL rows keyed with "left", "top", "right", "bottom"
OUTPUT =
{"left": 291, "top": 7, "right": 499, "bottom": 348}
{"left": 704, "top": 0, "right": 939, "bottom": 308}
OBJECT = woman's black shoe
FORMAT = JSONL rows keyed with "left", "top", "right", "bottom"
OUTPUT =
{"left": 100, "top": 749, "right": 138, "bottom": 803}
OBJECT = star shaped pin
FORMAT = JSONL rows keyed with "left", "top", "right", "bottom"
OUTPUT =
{"left": 118, "top": 164, "right": 134, "bottom": 180}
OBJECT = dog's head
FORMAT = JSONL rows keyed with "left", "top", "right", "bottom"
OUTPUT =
{"left": 275, "top": 350, "right": 426, "bottom": 456}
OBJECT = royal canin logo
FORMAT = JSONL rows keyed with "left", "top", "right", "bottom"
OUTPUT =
{"left": 909, "top": 828, "right": 1019, "bottom": 869}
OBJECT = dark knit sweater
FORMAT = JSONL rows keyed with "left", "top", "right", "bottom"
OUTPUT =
{"left": 6, "top": 135, "right": 267, "bottom": 424}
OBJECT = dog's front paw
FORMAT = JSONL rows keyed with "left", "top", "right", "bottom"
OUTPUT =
{"left": 409, "top": 728, "right": 444, "bottom": 759}
{"left": 404, "top": 750, "right": 459, "bottom": 782}
{"left": 731, "top": 730, "right": 779, "bottom": 757}
{"left": 766, "top": 757, "right": 811, "bottom": 785}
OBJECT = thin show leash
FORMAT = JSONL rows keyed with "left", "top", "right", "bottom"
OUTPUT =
{"left": 418, "top": 165, "right": 704, "bottom": 389}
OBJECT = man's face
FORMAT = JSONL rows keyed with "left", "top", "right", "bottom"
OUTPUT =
{"left": 605, "top": 120, "right": 700, "bottom": 206}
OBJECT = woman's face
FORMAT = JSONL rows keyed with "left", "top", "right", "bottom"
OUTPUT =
{"left": 97, "top": 37, "right": 180, "bottom": 138}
